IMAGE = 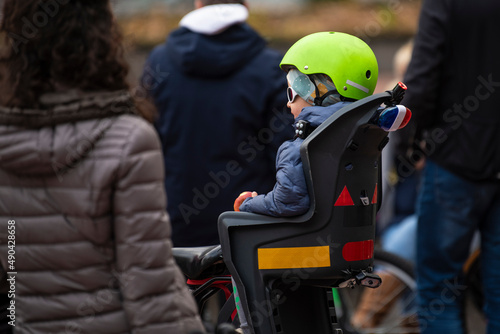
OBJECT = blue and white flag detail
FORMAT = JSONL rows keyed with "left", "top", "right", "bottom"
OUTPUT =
{"left": 378, "top": 105, "right": 412, "bottom": 132}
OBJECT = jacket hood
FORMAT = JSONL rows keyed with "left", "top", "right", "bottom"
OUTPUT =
{"left": 295, "top": 102, "right": 351, "bottom": 128}
{"left": 0, "top": 90, "right": 136, "bottom": 177}
{"left": 166, "top": 18, "right": 266, "bottom": 78}
{"left": 180, "top": 4, "right": 249, "bottom": 36}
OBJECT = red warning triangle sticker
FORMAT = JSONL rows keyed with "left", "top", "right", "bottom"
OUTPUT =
{"left": 372, "top": 184, "right": 378, "bottom": 204}
{"left": 335, "top": 186, "right": 355, "bottom": 206}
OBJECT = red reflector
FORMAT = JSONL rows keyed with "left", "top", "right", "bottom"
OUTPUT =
{"left": 342, "top": 240, "right": 374, "bottom": 262}
{"left": 398, "top": 82, "right": 407, "bottom": 90}
{"left": 372, "top": 184, "right": 378, "bottom": 204}
{"left": 334, "top": 186, "right": 355, "bottom": 206}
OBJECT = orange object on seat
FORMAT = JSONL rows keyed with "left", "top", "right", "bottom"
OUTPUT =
{"left": 234, "top": 192, "right": 253, "bottom": 211}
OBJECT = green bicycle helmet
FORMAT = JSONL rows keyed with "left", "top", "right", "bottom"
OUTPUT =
{"left": 280, "top": 32, "right": 378, "bottom": 101}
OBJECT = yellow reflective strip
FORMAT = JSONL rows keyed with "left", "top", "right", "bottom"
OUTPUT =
{"left": 258, "top": 246, "right": 330, "bottom": 270}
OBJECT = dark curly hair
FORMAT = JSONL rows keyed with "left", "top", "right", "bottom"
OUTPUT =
{"left": 0, "top": 0, "right": 154, "bottom": 120}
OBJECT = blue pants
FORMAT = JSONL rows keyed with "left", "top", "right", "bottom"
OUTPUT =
{"left": 416, "top": 160, "right": 500, "bottom": 334}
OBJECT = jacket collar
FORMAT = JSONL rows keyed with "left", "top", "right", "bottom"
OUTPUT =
{"left": 295, "top": 102, "right": 351, "bottom": 128}
{"left": 0, "top": 90, "right": 136, "bottom": 128}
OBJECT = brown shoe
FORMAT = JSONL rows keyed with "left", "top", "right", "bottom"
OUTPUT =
{"left": 350, "top": 271, "right": 406, "bottom": 329}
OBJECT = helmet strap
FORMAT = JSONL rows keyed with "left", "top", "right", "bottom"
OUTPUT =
{"left": 311, "top": 79, "right": 356, "bottom": 106}
{"left": 313, "top": 82, "right": 322, "bottom": 106}
{"left": 314, "top": 90, "right": 339, "bottom": 106}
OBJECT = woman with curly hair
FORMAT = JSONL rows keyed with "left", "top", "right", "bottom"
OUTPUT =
{"left": 0, "top": 1, "right": 205, "bottom": 333}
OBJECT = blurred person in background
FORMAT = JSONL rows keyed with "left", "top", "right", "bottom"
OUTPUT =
{"left": 142, "top": 0, "right": 294, "bottom": 247}
{"left": 403, "top": 0, "right": 500, "bottom": 332}
{"left": 0, "top": 1, "right": 204, "bottom": 333}
{"left": 379, "top": 40, "right": 420, "bottom": 265}
{"left": 351, "top": 40, "right": 420, "bottom": 330}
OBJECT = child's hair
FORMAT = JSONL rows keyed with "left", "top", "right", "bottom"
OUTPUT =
{"left": 199, "top": 0, "right": 245, "bottom": 5}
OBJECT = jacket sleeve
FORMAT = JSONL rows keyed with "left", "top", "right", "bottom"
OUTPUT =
{"left": 113, "top": 119, "right": 204, "bottom": 334}
{"left": 403, "top": 0, "right": 450, "bottom": 135}
{"left": 239, "top": 141, "right": 310, "bottom": 217}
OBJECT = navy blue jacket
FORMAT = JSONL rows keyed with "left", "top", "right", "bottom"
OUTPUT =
{"left": 143, "top": 23, "right": 294, "bottom": 246}
{"left": 240, "top": 102, "right": 350, "bottom": 216}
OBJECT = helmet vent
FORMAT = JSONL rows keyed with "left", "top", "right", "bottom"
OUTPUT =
{"left": 366, "top": 70, "right": 372, "bottom": 79}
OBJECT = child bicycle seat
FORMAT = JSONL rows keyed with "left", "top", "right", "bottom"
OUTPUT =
{"left": 217, "top": 83, "right": 409, "bottom": 334}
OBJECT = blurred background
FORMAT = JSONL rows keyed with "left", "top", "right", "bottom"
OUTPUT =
{"left": 110, "top": 0, "right": 422, "bottom": 91}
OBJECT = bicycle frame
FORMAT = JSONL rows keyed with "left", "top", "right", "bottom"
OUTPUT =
{"left": 187, "top": 275, "right": 233, "bottom": 314}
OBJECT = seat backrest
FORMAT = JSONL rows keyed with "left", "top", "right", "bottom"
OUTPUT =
{"left": 219, "top": 89, "right": 401, "bottom": 279}
{"left": 293, "top": 93, "right": 392, "bottom": 279}
{"left": 302, "top": 94, "right": 389, "bottom": 219}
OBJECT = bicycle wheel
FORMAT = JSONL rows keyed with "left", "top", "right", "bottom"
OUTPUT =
{"left": 336, "top": 249, "right": 419, "bottom": 334}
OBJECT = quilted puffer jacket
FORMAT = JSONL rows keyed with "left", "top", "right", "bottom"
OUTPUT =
{"left": 239, "top": 102, "right": 351, "bottom": 217}
{"left": 0, "top": 91, "right": 204, "bottom": 334}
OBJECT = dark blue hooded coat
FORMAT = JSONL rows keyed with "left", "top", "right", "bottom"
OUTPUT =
{"left": 143, "top": 23, "right": 294, "bottom": 246}
{"left": 240, "top": 102, "right": 351, "bottom": 216}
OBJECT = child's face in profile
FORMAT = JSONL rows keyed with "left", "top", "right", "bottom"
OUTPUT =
{"left": 287, "top": 84, "right": 311, "bottom": 119}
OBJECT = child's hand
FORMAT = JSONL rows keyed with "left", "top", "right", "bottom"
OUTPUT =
{"left": 234, "top": 191, "right": 258, "bottom": 211}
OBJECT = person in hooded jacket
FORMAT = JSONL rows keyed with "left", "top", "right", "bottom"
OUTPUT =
{"left": 0, "top": 1, "right": 204, "bottom": 333}
{"left": 142, "top": 0, "right": 294, "bottom": 247}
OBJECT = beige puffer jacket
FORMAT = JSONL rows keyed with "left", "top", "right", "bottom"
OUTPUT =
{"left": 0, "top": 91, "right": 205, "bottom": 334}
